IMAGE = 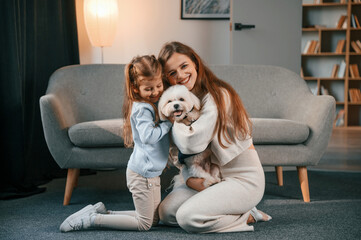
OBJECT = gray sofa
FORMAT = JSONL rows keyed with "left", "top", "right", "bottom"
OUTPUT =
{"left": 40, "top": 64, "right": 335, "bottom": 205}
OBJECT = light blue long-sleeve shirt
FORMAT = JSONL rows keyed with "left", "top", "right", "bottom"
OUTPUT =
{"left": 127, "top": 102, "right": 172, "bottom": 178}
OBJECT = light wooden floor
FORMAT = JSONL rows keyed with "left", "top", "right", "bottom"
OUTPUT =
{"left": 264, "top": 129, "right": 361, "bottom": 172}
{"left": 310, "top": 128, "right": 361, "bottom": 172}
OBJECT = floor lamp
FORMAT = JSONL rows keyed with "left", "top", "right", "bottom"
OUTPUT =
{"left": 83, "top": 0, "right": 119, "bottom": 64}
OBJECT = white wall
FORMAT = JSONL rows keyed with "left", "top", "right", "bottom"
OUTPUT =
{"left": 76, "top": 0, "right": 230, "bottom": 65}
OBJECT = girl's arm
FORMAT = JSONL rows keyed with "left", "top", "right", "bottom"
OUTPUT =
{"left": 172, "top": 93, "right": 218, "bottom": 154}
{"left": 134, "top": 104, "right": 172, "bottom": 145}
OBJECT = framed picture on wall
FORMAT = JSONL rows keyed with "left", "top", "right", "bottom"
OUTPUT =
{"left": 181, "top": 0, "right": 230, "bottom": 20}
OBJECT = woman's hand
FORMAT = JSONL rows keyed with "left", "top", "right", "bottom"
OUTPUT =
{"left": 186, "top": 177, "right": 206, "bottom": 192}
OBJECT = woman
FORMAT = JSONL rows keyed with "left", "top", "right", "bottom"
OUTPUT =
{"left": 158, "top": 41, "right": 271, "bottom": 233}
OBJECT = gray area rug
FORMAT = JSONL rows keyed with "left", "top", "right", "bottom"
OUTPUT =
{"left": 1, "top": 168, "right": 360, "bottom": 240}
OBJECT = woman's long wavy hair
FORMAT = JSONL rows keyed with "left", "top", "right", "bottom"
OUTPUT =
{"left": 122, "top": 55, "right": 162, "bottom": 148}
{"left": 158, "top": 41, "right": 252, "bottom": 148}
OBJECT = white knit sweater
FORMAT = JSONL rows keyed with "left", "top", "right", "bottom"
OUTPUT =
{"left": 172, "top": 90, "right": 252, "bottom": 167}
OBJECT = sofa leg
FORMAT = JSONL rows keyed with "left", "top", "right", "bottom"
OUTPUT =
{"left": 63, "top": 168, "right": 80, "bottom": 205}
{"left": 297, "top": 166, "right": 310, "bottom": 202}
{"left": 275, "top": 166, "right": 283, "bottom": 186}
{"left": 74, "top": 169, "right": 80, "bottom": 187}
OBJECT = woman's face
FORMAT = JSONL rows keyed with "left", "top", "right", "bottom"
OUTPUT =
{"left": 163, "top": 52, "right": 198, "bottom": 91}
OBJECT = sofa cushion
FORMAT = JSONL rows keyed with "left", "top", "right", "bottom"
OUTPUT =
{"left": 251, "top": 118, "right": 309, "bottom": 144}
{"left": 69, "top": 119, "right": 124, "bottom": 147}
{"left": 68, "top": 117, "right": 309, "bottom": 148}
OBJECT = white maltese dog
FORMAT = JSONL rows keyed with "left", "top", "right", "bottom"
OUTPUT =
{"left": 158, "top": 85, "right": 221, "bottom": 188}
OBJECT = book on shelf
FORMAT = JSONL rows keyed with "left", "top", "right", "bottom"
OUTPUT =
{"left": 310, "top": 40, "right": 318, "bottom": 53}
{"left": 349, "top": 64, "right": 360, "bottom": 78}
{"left": 336, "top": 15, "right": 347, "bottom": 29}
{"left": 354, "top": 65, "right": 360, "bottom": 77}
{"left": 313, "top": 41, "right": 320, "bottom": 53}
{"left": 350, "top": 41, "right": 361, "bottom": 53}
{"left": 355, "top": 89, "right": 361, "bottom": 102}
{"left": 351, "top": 14, "right": 361, "bottom": 28}
{"left": 342, "top": 20, "right": 347, "bottom": 29}
{"left": 303, "top": 40, "right": 319, "bottom": 54}
{"left": 338, "top": 60, "right": 346, "bottom": 78}
{"left": 309, "top": 40, "right": 318, "bottom": 53}
{"left": 321, "top": 85, "right": 329, "bottom": 95}
{"left": 335, "top": 39, "right": 346, "bottom": 53}
{"left": 349, "top": 88, "right": 361, "bottom": 102}
{"left": 349, "top": 89, "right": 356, "bottom": 102}
{"left": 351, "top": 14, "right": 357, "bottom": 28}
{"left": 331, "top": 64, "right": 340, "bottom": 78}
{"left": 349, "top": 65, "right": 355, "bottom": 78}
{"left": 354, "top": 89, "right": 361, "bottom": 102}
{"left": 309, "top": 85, "right": 318, "bottom": 96}
{"left": 354, "top": 15, "right": 361, "bottom": 28}
{"left": 356, "top": 40, "right": 361, "bottom": 50}
{"left": 303, "top": 41, "right": 311, "bottom": 54}
{"left": 308, "top": 40, "right": 316, "bottom": 53}
{"left": 334, "top": 109, "right": 345, "bottom": 127}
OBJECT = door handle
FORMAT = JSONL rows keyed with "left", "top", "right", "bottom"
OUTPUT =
{"left": 234, "top": 23, "right": 255, "bottom": 31}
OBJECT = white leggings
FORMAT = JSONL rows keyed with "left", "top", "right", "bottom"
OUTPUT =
{"left": 93, "top": 168, "right": 161, "bottom": 231}
{"left": 159, "top": 149, "right": 265, "bottom": 233}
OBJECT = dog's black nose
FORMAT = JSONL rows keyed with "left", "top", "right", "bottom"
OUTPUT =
{"left": 174, "top": 104, "right": 179, "bottom": 109}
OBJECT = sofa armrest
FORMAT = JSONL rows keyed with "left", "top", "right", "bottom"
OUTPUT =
{"left": 284, "top": 94, "right": 336, "bottom": 164}
{"left": 39, "top": 94, "right": 75, "bottom": 168}
{"left": 299, "top": 95, "right": 335, "bottom": 142}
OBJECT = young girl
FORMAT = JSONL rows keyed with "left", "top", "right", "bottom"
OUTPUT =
{"left": 60, "top": 55, "right": 172, "bottom": 232}
{"left": 157, "top": 42, "right": 271, "bottom": 233}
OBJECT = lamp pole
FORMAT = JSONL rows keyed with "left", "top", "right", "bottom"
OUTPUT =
{"left": 101, "top": 46, "right": 104, "bottom": 64}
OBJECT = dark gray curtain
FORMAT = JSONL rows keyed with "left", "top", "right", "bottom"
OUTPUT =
{"left": 0, "top": 0, "right": 79, "bottom": 199}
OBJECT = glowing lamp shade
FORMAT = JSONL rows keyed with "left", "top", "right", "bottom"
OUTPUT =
{"left": 83, "top": 0, "right": 119, "bottom": 47}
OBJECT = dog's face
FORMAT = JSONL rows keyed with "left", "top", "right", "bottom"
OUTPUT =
{"left": 158, "top": 85, "right": 200, "bottom": 121}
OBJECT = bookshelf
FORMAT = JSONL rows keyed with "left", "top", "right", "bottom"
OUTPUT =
{"left": 302, "top": 0, "right": 361, "bottom": 128}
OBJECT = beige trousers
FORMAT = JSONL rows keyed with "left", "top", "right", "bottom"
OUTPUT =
{"left": 93, "top": 168, "right": 161, "bottom": 231}
{"left": 159, "top": 149, "right": 265, "bottom": 233}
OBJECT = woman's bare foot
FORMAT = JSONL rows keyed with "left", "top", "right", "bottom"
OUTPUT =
{"left": 247, "top": 214, "right": 256, "bottom": 224}
{"left": 249, "top": 207, "right": 272, "bottom": 223}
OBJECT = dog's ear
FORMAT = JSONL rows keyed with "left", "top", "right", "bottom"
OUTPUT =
{"left": 159, "top": 108, "right": 168, "bottom": 121}
{"left": 189, "top": 91, "right": 201, "bottom": 110}
{"left": 158, "top": 91, "right": 169, "bottom": 121}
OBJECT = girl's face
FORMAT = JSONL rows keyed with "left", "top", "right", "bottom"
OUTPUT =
{"left": 135, "top": 76, "right": 164, "bottom": 103}
{"left": 164, "top": 52, "right": 198, "bottom": 91}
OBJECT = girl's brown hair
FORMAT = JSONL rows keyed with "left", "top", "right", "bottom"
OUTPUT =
{"left": 122, "top": 55, "right": 162, "bottom": 147}
{"left": 158, "top": 41, "right": 252, "bottom": 148}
